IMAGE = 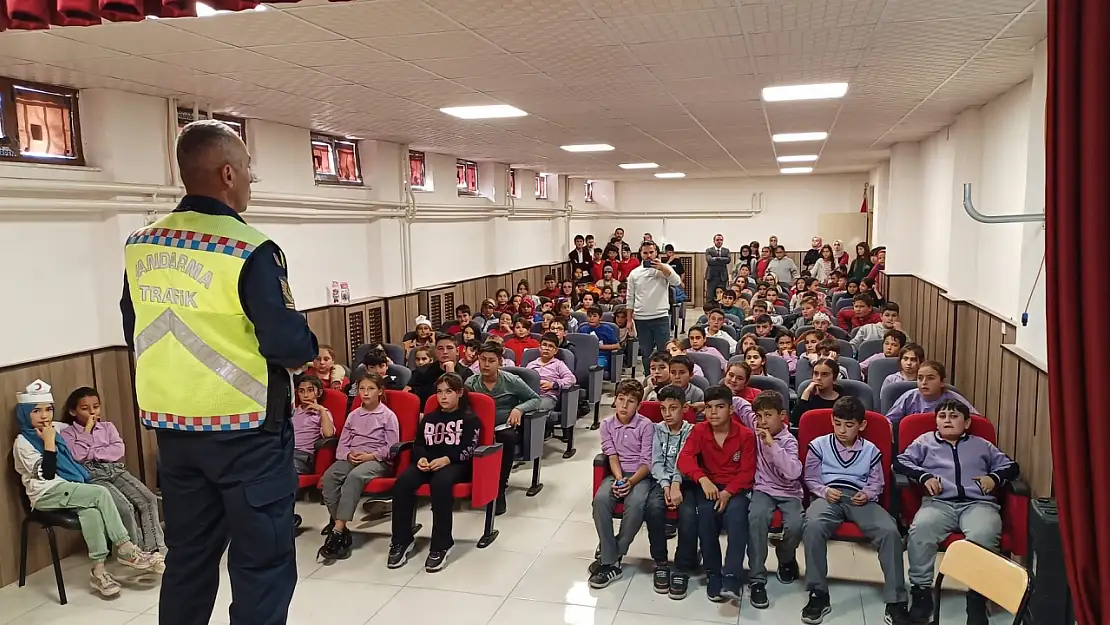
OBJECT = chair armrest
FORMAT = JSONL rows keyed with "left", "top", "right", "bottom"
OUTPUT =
{"left": 592, "top": 453, "right": 609, "bottom": 495}
{"left": 1002, "top": 479, "right": 1032, "bottom": 557}
{"left": 1003, "top": 478, "right": 1031, "bottom": 497}
{"left": 474, "top": 443, "right": 503, "bottom": 457}
{"left": 587, "top": 365, "right": 604, "bottom": 402}
{"left": 471, "top": 442, "right": 504, "bottom": 507}
{"left": 608, "top": 351, "right": 624, "bottom": 381}
{"left": 388, "top": 440, "right": 413, "bottom": 456}
{"left": 558, "top": 386, "right": 582, "bottom": 427}
{"left": 314, "top": 436, "right": 338, "bottom": 451}
{"left": 520, "top": 410, "right": 549, "bottom": 460}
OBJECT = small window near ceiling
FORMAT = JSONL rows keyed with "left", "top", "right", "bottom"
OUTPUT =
{"left": 0, "top": 78, "right": 83, "bottom": 165}
{"left": 585, "top": 180, "right": 595, "bottom": 203}
{"left": 409, "top": 150, "right": 428, "bottom": 191}
{"left": 535, "top": 172, "right": 548, "bottom": 200}
{"left": 177, "top": 107, "right": 246, "bottom": 143}
{"left": 312, "top": 133, "right": 362, "bottom": 186}
{"left": 457, "top": 159, "right": 478, "bottom": 197}
{"left": 509, "top": 168, "right": 520, "bottom": 199}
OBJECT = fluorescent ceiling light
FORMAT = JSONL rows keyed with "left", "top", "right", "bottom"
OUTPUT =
{"left": 561, "top": 144, "right": 615, "bottom": 152}
{"left": 781, "top": 167, "right": 814, "bottom": 174}
{"left": 654, "top": 172, "right": 686, "bottom": 179}
{"left": 762, "top": 82, "right": 849, "bottom": 102}
{"left": 772, "top": 132, "right": 828, "bottom": 143}
{"left": 619, "top": 162, "right": 659, "bottom": 169}
{"left": 439, "top": 104, "right": 527, "bottom": 119}
{"left": 776, "top": 154, "right": 819, "bottom": 163}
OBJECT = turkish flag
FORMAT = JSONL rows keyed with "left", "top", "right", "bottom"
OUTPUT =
{"left": 860, "top": 185, "right": 869, "bottom": 213}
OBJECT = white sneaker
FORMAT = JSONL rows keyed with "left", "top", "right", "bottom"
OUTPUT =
{"left": 90, "top": 571, "right": 121, "bottom": 597}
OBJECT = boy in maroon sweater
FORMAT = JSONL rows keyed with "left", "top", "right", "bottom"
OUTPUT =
{"left": 837, "top": 293, "right": 882, "bottom": 331}
{"left": 677, "top": 385, "right": 756, "bottom": 603}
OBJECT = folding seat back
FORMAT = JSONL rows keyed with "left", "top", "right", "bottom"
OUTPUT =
{"left": 840, "top": 357, "right": 862, "bottom": 381}
{"left": 565, "top": 333, "right": 604, "bottom": 411}
{"left": 690, "top": 375, "right": 710, "bottom": 393}
{"left": 756, "top": 337, "right": 777, "bottom": 353}
{"left": 857, "top": 339, "right": 884, "bottom": 363}
{"left": 763, "top": 355, "right": 791, "bottom": 388}
{"left": 835, "top": 298, "right": 854, "bottom": 314}
{"left": 794, "top": 324, "right": 814, "bottom": 338}
{"left": 572, "top": 311, "right": 588, "bottom": 326}
{"left": 881, "top": 381, "right": 918, "bottom": 414}
{"left": 384, "top": 344, "right": 405, "bottom": 366}
{"left": 530, "top": 321, "right": 545, "bottom": 333}
{"left": 685, "top": 352, "right": 723, "bottom": 385}
{"left": 706, "top": 337, "right": 733, "bottom": 361}
{"left": 724, "top": 313, "right": 744, "bottom": 326}
{"left": 826, "top": 326, "right": 848, "bottom": 340}
{"left": 866, "top": 358, "right": 901, "bottom": 405}
{"left": 795, "top": 379, "right": 875, "bottom": 412}
{"left": 602, "top": 312, "right": 614, "bottom": 323}
{"left": 746, "top": 374, "right": 792, "bottom": 404}
{"left": 303, "top": 389, "right": 352, "bottom": 489}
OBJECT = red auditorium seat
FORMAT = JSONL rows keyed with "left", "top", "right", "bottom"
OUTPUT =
{"left": 360, "top": 391, "right": 421, "bottom": 497}
{"left": 895, "top": 413, "right": 1030, "bottom": 556}
{"left": 298, "top": 388, "right": 350, "bottom": 491}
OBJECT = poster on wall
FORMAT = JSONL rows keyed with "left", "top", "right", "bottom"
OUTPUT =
{"left": 329, "top": 281, "right": 341, "bottom": 305}
{"left": 339, "top": 282, "right": 351, "bottom": 304}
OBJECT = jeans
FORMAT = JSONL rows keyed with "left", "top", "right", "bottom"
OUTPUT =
{"left": 85, "top": 461, "right": 165, "bottom": 553}
{"left": 695, "top": 487, "right": 750, "bottom": 580}
{"left": 646, "top": 481, "right": 699, "bottom": 569}
{"left": 391, "top": 463, "right": 469, "bottom": 552}
{"left": 634, "top": 316, "right": 672, "bottom": 372}
{"left": 494, "top": 425, "right": 522, "bottom": 500}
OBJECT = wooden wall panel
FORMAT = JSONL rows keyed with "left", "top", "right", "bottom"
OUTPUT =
{"left": 996, "top": 350, "right": 1020, "bottom": 454}
{"left": 91, "top": 350, "right": 145, "bottom": 483}
{"left": 1031, "top": 372, "right": 1053, "bottom": 496}
{"left": 307, "top": 307, "right": 347, "bottom": 365}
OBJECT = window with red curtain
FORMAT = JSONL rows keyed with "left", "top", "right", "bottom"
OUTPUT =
{"left": 457, "top": 159, "right": 478, "bottom": 196}
{"left": 177, "top": 107, "right": 246, "bottom": 143}
{"left": 585, "top": 180, "right": 594, "bottom": 203}
{"left": 409, "top": 150, "right": 427, "bottom": 190}
{"left": 0, "top": 79, "right": 83, "bottom": 164}
{"left": 312, "top": 133, "right": 361, "bottom": 186}
{"left": 535, "top": 173, "right": 548, "bottom": 199}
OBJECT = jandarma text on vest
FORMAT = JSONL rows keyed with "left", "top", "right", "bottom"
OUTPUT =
{"left": 137, "top": 285, "right": 199, "bottom": 308}
{"left": 134, "top": 252, "right": 214, "bottom": 289}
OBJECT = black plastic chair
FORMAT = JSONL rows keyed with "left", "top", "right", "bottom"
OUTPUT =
{"left": 19, "top": 492, "right": 80, "bottom": 605}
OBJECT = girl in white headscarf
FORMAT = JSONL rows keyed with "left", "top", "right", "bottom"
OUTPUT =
{"left": 832, "top": 240, "right": 850, "bottom": 269}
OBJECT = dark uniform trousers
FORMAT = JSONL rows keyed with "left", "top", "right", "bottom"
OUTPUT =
{"left": 157, "top": 419, "right": 297, "bottom": 625}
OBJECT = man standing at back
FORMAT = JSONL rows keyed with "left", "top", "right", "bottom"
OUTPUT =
{"left": 705, "top": 234, "right": 730, "bottom": 307}
{"left": 121, "top": 120, "right": 318, "bottom": 625}
{"left": 627, "top": 240, "right": 681, "bottom": 372}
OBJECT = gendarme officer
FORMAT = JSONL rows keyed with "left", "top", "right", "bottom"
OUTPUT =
{"left": 121, "top": 120, "right": 317, "bottom": 625}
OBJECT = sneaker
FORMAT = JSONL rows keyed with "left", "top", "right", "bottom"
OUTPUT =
{"left": 293, "top": 514, "right": 302, "bottom": 529}
{"left": 749, "top": 582, "right": 769, "bottom": 609}
{"left": 334, "top": 529, "right": 353, "bottom": 560}
{"left": 667, "top": 571, "right": 689, "bottom": 600}
{"left": 589, "top": 557, "right": 618, "bottom": 576}
{"left": 424, "top": 548, "right": 451, "bottom": 572}
{"left": 777, "top": 559, "right": 800, "bottom": 584}
{"left": 652, "top": 563, "right": 670, "bottom": 594}
{"left": 495, "top": 495, "right": 507, "bottom": 516}
{"left": 149, "top": 551, "right": 166, "bottom": 574}
{"left": 909, "top": 585, "right": 934, "bottom": 623}
{"left": 89, "top": 570, "right": 121, "bottom": 597}
{"left": 966, "top": 592, "right": 989, "bottom": 625}
{"left": 720, "top": 574, "right": 743, "bottom": 602}
{"left": 386, "top": 542, "right": 414, "bottom": 569}
{"left": 587, "top": 564, "right": 623, "bottom": 589}
{"left": 320, "top": 518, "right": 335, "bottom": 535}
{"left": 706, "top": 573, "right": 726, "bottom": 603}
{"left": 116, "top": 547, "right": 157, "bottom": 571}
{"left": 317, "top": 531, "right": 339, "bottom": 561}
{"left": 884, "top": 602, "right": 912, "bottom": 625}
{"left": 801, "top": 590, "right": 832, "bottom": 624}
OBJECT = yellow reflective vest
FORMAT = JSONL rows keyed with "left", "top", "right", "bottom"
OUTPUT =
{"left": 125, "top": 211, "right": 271, "bottom": 431}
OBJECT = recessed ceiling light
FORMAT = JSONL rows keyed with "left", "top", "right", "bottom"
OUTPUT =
{"left": 772, "top": 132, "right": 829, "bottom": 143}
{"left": 654, "top": 172, "right": 686, "bottom": 179}
{"left": 780, "top": 167, "right": 814, "bottom": 174}
{"left": 561, "top": 144, "right": 615, "bottom": 153}
{"left": 776, "top": 154, "right": 819, "bottom": 163}
{"left": 439, "top": 104, "right": 527, "bottom": 119}
{"left": 619, "top": 162, "right": 659, "bottom": 169}
{"left": 762, "top": 82, "right": 849, "bottom": 102}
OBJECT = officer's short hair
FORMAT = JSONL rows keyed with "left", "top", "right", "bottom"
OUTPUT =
{"left": 176, "top": 120, "right": 245, "bottom": 181}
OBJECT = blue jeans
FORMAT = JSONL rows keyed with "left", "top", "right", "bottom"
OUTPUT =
{"left": 646, "top": 481, "right": 699, "bottom": 570}
{"left": 635, "top": 316, "right": 672, "bottom": 372}
{"left": 696, "top": 487, "right": 750, "bottom": 580}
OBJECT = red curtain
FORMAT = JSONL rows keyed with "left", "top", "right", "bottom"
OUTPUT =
{"left": 0, "top": 0, "right": 345, "bottom": 30}
{"left": 1046, "top": 2, "right": 1110, "bottom": 625}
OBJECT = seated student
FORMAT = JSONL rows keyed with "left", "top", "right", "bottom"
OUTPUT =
{"left": 792, "top": 358, "right": 844, "bottom": 423}
{"left": 476, "top": 299, "right": 498, "bottom": 331}
{"left": 643, "top": 352, "right": 674, "bottom": 401}
{"left": 738, "top": 333, "right": 759, "bottom": 354}
{"left": 719, "top": 290, "right": 745, "bottom": 318}
{"left": 412, "top": 346, "right": 434, "bottom": 369}
{"left": 60, "top": 387, "right": 167, "bottom": 564}
{"left": 802, "top": 397, "right": 910, "bottom": 625}
{"left": 596, "top": 265, "right": 620, "bottom": 293}
{"left": 581, "top": 306, "right": 621, "bottom": 374}
{"left": 597, "top": 285, "right": 617, "bottom": 311}
{"left": 886, "top": 360, "right": 978, "bottom": 424}
{"left": 595, "top": 245, "right": 621, "bottom": 282}
{"left": 861, "top": 277, "right": 885, "bottom": 307}
{"left": 518, "top": 298, "right": 538, "bottom": 324}
{"left": 539, "top": 297, "right": 555, "bottom": 316}
{"left": 291, "top": 375, "right": 337, "bottom": 476}
{"left": 837, "top": 293, "right": 882, "bottom": 332}
{"left": 776, "top": 333, "right": 799, "bottom": 375}
{"left": 556, "top": 299, "right": 580, "bottom": 332}
{"left": 517, "top": 279, "right": 541, "bottom": 308}
{"left": 493, "top": 288, "right": 514, "bottom": 314}
{"left": 319, "top": 373, "right": 399, "bottom": 560}
{"left": 613, "top": 306, "right": 630, "bottom": 345}
{"left": 811, "top": 311, "right": 834, "bottom": 336}
{"left": 589, "top": 379, "right": 655, "bottom": 588}
{"left": 711, "top": 285, "right": 726, "bottom": 309}
{"left": 488, "top": 311, "right": 514, "bottom": 338}
{"left": 576, "top": 292, "right": 598, "bottom": 313}
{"left": 458, "top": 338, "right": 481, "bottom": 373}
{"left": 537, "top": 274, "right": 560, "bottom": 300}
{"left": 894, "top": 400, "right": 1019, "bottom": 625}
{"left": 313, "top": 344, "right": 347, "bottom": 391}
{"left": 645, "top": 385, "right": 698, "bottom": 599}
{"left": 843, "top": 278, "right": 861, "bottom": 299}
{"left": 814, "top": 338, "right": 849, "bottom": 379}
{"left": 669, "top": 355, "right": 706, "bottom": 413}
{"left": 705, "top": 309, "right": 739, "bottom": 352}
{"left": 408, "top": 334, "right": 473, "bottom": 405}
{"left": 754, "top": 314, "right": 780, "bottom": 339}
{"left": 444, "top": 304, "right": 475, "bottom": 335}
{"left": 724, "top": 360, "right": 760, "bottom": 403}
{"left": 687, "top": 325, "right": 728, "bottom": 371}
{"left": 457, "top": 323, "right": 480, "bottom": 345}
{"left": 850, "top": 302, "right": 904, "bottom": 350}
{"left": 617, "top": 281, "right": 629, "bottom": 305}
{"left": 465, "top": 342, "right": 543, "bottom": 515}
{"left": 13, "top": 381, "right": 159, "bottom": 597}
{"left": 861, "top": 330, "right": 907, "bottom": 377}
{"left": 798, "top": 329, "right": 825, "bottom": 363}
{"left": 734, "top": 264, "right": 757, "bottom": 292}
{"left": 791, "top": 296, "right": 818, "bottom": 333}
{"left": 388, "top": 374, "right": 481, "bottom": 573}
{"left": 538, "top": 310, "right": 555, "bottom": 333}
{"left": 744, "top": 344, "right": 770, "bottom": 376}
{"left": 548, "top": 318, "right": 577, "bottom": 357}
{"left": 404, "top": 316, "right": 437, "bottom": 352}
{"left": 883, "top": 343, "right": 924, "bottom": 391}
{"left": 665, "top": 340, "right": 706, "bottom": 379}
{"left": 788, "top": 279, "right": 808, "bottom": 310}
{"left": 510, "top": 294, "right": 524, "bottom": 312}
{"left": 802, "top": 276, "right": 828, "bottom": 308}
{"left": 482, "top": 334, "right": 517, "bottom": 367}
{"left": 830, "top": 273, "right": 848, "bottom": 295}
{"left": 503, "top": 318, "right": 539, "bottom": 365}
{"left": 736, "top": 297, "right": 752, "bottom": 319}
{"left": 677, "top": 385, "right": 756, "bottom": 602}
{"left": 526, "top": 333, "right": 577, "bottom": 412}
{"left": 748, "top": 300, "right": 785, "bottom": 326}
{"left": 355, "top": 350, "right": 405, "bottom": 396}
{"left": 732, "top": 390, "right": 804, "bottom": 609}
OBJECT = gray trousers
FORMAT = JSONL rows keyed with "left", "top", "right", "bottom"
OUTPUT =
{"left": 593, "top": 476, "right": 653, "bottom": 566}
{"left": 321, "top": 460, "right": 391, "bottom": 522}
{"left": 748, "top": 490, "right": 804, "bottom": 583}
{"left": 803, "top": 495, "right": 907, "bottom": 603}
{"left": 908, "top": 498, "right": 1002, "bottom": 586}
{"left": 293, "top": 450, "right": 315, "bottom": 475}
{"left": 85, "top": 461, "right": 165, "bottom": 552}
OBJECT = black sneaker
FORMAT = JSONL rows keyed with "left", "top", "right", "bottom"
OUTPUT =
{"left": 333, "top": 529, "right": 353, "bottom": 560}
{"left": 749, "top": 582, "right": 769, "bottom": 609}
{"left": 720, "top": 574, "right": 743, "bottom": 602}
{"left": 801, "top": 590, "right": 832, "bottom": 624}
{"left": 777, "top": 559, "right": 800, "bottom": 584}
{"left": 424, "top": 548, "right": 451, "bottom": 572}
{"left": 495, "top": 495, "right": 507, "bottom": 516}
{"left": 588, "top": 557, "right": 618, "bottom": 576}
{"left": 884, "top": 602, "right": 911, "bottom": 625}
{"left": 706, "top": 573, "right": 726, "bottom": 603}
{"left": 668, "top": 571, "right": 689, "bottom": 600}
{"left": 652, "top": 563, "right": 670, "bottom": 594}
{"left": 587, "top": 564, "right": 623, "bottom": 589}
{"left": 316, "top": 531, "right": 341, "bottom": 562}
{"left": 909, "top": 585, "right": 933, "bottom": 623}
{"left": 386, "top": 542, "right": 413, "bottom": 569}
{"left": 293, "top": 514, "right": 302, "bottom": 529}
{"left": 966, "top": 592, "right": 989, "bottom": 625}
{"left": 320, "top": 518, "right": 335, "bottom": 535}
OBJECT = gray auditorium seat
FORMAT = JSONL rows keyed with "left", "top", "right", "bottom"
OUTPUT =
{"left": 519, "top": 347, "right": 580, "bottom": 459}
{"left": 797, "top": 378, "right": 875, "bottom": 412}
{"left": 685, "top": 352, "right": 723, "bottom": 386}
{"left": 502, "top": 366, "right": 556, "bottom": 496}
{"left": 857, "top": 338, "right": 884, "bottom": 362}
{"left": 866, "top": 358, "right": 901, "bottom": 406}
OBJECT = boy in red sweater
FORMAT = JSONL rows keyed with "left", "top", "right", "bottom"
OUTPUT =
{"left": 837, "top": 293, "right": 882, "bottom": 331}
{"left": 677, "top": 385, "right": 756, "bottom": 603}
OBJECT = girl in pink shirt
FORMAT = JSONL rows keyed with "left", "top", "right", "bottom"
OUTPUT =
{"left": 60, "top": 387, "right": 165, "bottom": 566}
{"left": 292, "top": 375, "right": 336, "bottom": 475}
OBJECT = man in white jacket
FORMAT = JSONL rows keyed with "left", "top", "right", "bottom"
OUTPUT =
{"left": 627, "top": 240, "right": 682, "bottom": 372}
